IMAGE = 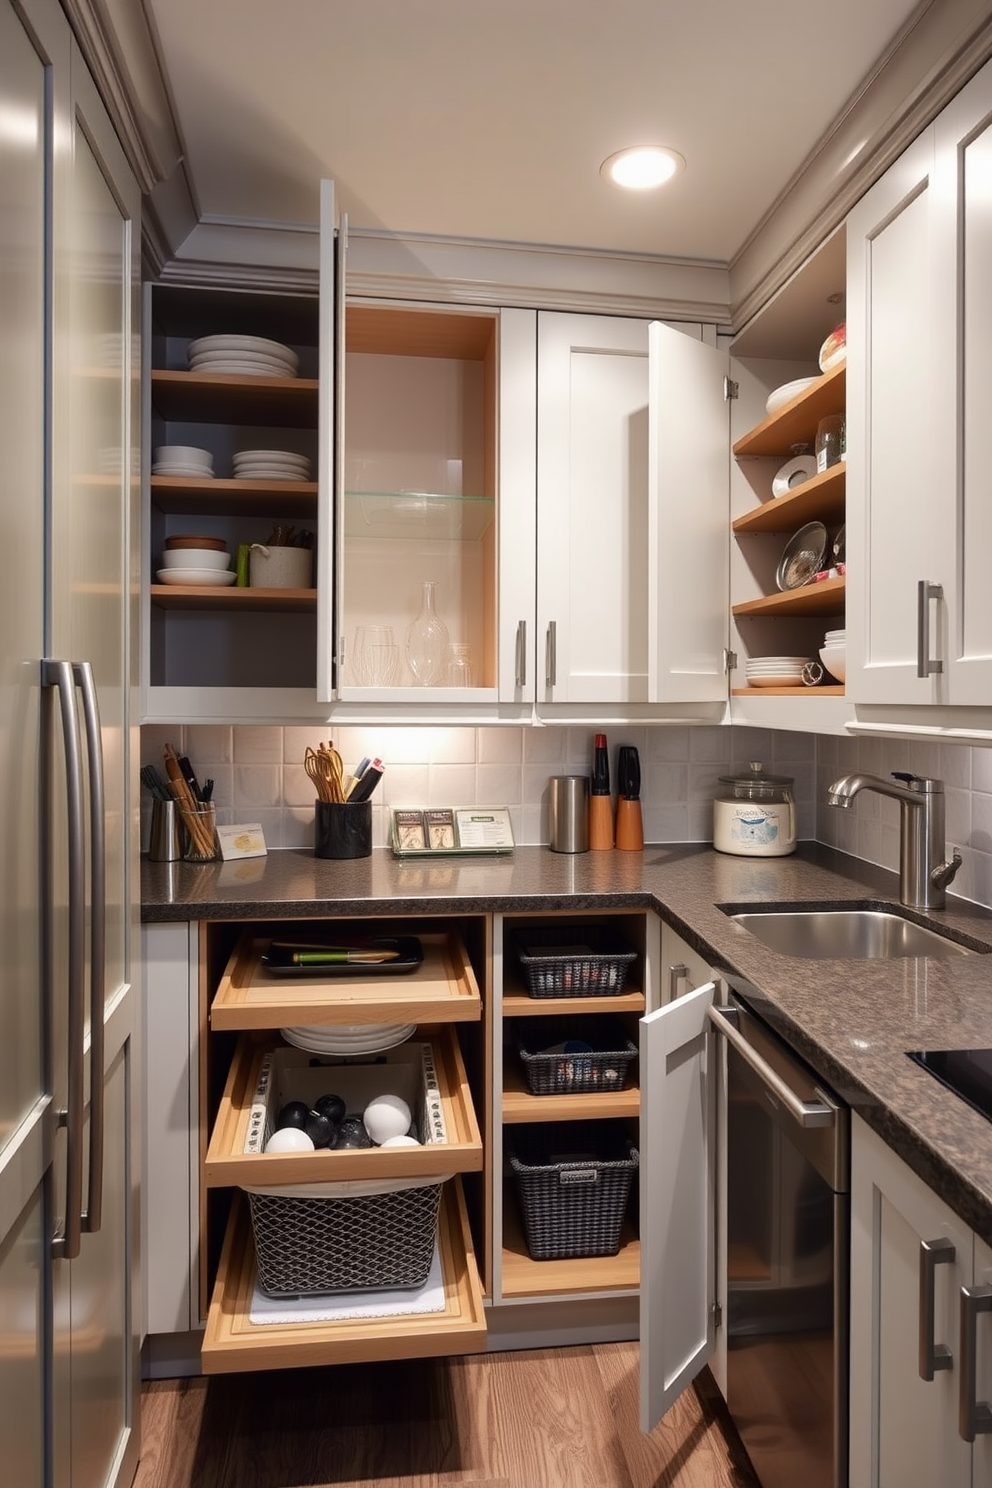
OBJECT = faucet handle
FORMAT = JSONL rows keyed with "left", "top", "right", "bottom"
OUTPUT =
{"left": 892, "top": 771, "right": 944, "bottom": 794}
{"left": 891, "top": 771, "right": 919, "bottom": 785}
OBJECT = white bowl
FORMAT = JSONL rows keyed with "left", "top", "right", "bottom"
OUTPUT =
{"left": 748, "top": 674, "right": 805, "bottom": 688}
{"left": 153, "top": 445, "right": 213, "bottom": 468}
{"left": 159, "top": 547, "right": 230, "bottom": 570}
{"left": 156, "top": 568, "right": 237, "bottom": 587}
{"left": 765, "top": 377, "right": 820, "bottom": 416}
{"left": 820, "top": 647, "right": 847, "bottom": 682}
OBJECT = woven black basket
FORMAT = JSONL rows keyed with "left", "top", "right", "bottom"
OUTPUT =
{"left": 512, "top": 1016, "right": 638, "bottom": 1096}
{"left": 508, "top": 1123, "right": 638, "bottom": 1260}
{"left": 247, "top": 1181, "right": 443, "bottom": 1298}
{"left": 513, "top": 926, "right": 637, "bottom": 998}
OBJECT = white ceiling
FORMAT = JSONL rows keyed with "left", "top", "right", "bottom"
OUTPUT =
{"left": 145, "top": 0, "right": 926, "bottom": 264}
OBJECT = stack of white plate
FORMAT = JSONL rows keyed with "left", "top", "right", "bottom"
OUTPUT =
{"left": 232, "top": 449, "right": 312, "bottom": 482}
{"left": 187, "top": 334, "right": 299, "bottom": 378}
{"left": 280, "top": 1022, "right": 417, "bottom": 1056}
{"left": 152, "top": 444, "right": 214, "bottom": 478}
{"left": 820, "top": 630, "right": 847, "bottom": 683}
{"left": 745, "top": 655, "right": 811, "bottom": 688}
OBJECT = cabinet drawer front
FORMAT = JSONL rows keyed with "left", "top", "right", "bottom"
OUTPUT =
{"left": 201, "top": 1180, "right": 486, "bottom": 1372}
{"left": 205, "top": 1025, "right": 483, "bottom": 1187}
{"left": 210, "top": 929, "right": 482, "bottom": 1030}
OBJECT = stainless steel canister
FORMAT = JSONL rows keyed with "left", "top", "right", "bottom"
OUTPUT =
{"left": 148, "top": 798, "right": 182, "bottom": 861}
{"left": 548, "top": 775, "right": 589, "bottom": 853}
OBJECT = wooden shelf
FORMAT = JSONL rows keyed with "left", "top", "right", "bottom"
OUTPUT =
{"left": 151, "top": 476, "right": 318, "bottom": 519}
{"left": 201, "top": 1183, "right": 486, "bottom": 1373}
{"left": 732, "top": 685, "right": 845, "bottom": 697}
{"left": 732, "top": 574, "right": 846, "bottom": 618}
{"left": 733, "top": 463, "right": 845, "bottom": 534}
{"left": 732, "top": 363, "right": 846, "bottom": 457}
{"left": 150, "top": 368, "right": 319, "bottom": 425}
{"left": 502, "top": 989, "right": 645, "bottom": 1018}
{"left": 500, "top": 1183, "right": 639, "bottom": 1299}
{"left": 502, "top": 1058, "right": 640, "bottom": 1123}
{"left": 209, "top": 930, "right": 482, "bottom": 1031}
{"left": 149, "top": 584, "right": 316, "bottom": 611}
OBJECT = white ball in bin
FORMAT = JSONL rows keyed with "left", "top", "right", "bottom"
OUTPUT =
{"left": 363, "top": 1093, "right": 412, "bottom": 1144}
{"left": 265, "top": 1126, "right": 315, "bottom": 1153}
{"left": 380, "top": 1133, "right": 421, "bottom": 1147}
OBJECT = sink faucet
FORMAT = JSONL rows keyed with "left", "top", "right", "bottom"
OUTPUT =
{"left": 826, "top": 771, "right": 962, "bottom": 910}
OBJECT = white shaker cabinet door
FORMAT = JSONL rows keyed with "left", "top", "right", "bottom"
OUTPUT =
{"left": 317, "top": 178, "right": 342, "bottom": 703}
{"left": 639, "top": 979, "right": 720, "bottom": 1432}
{"left": 849, "top": 1115, "right": 972, "bottom": 1488}
{"left": 846, "top": 129, "right": 943, "bottom": 706}
{"left": 649, "top": 323, "right": 729, "bottom": 703}
{"left": 536, "top": 313, "right": 651, "bottom": 705}
{"left": 497, "top": 308, "right": 538, "bottom": 703}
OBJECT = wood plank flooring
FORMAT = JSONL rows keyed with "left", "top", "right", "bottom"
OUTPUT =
{"left": 132, "top": 1346, "right": 760, "bottom": 1488}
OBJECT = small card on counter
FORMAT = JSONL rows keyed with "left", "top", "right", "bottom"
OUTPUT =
{"left": 390, "top": 806, "right": 514, "bottom": 856}
{"left": 217, "top": 822, "right": 267, "bottom": 860}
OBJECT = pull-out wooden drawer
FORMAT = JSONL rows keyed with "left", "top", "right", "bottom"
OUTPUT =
{"left": 205, "top": 1025, "right": 483, "bottom": 1187}
{"left": 210, "top": 929, "right": 482, "bottom": 1031}
{"left": 201, "top": 1180, "right": 486, "bottom": 1372}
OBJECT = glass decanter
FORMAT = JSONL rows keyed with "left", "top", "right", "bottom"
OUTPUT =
{"left": 405, "top": 579, "right": 449, "bottom": 685}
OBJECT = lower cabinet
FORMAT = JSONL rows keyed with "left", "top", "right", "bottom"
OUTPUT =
{"left": 849, "top": 1114, "right": 992, "bottom": 1488}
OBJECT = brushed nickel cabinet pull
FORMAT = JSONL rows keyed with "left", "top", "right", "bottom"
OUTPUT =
{"left": 515, "top": 620, "right": 527, "bottom": 688}
{"left": 918, "top": 1237, "right": 955, "bottom": 1380}
{"left": 958, "top": 1284, "right": 992, "bottom": 1441}
{"left": 73, "top": 662, "right": 105, "bottom": 1236}
{"left": 545, "top": 620, "right": 557, "bottom": 689}
{"left": 917, "top": 579, "right": 944, "bottom": 677}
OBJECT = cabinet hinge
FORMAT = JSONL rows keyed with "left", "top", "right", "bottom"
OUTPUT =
{"left": 723, "top": 376, "right": 739, "bottom": 401}
{"left": 723, "top": 647, "right": 737, "bottom": 674}
{"left": 712, "top": 1301, "right": 723, "bottom": 1329}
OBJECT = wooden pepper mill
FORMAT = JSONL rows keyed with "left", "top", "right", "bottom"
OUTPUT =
{"left": 615, "top": 744, "right": 644, "bottom": 851}
{"left": 588, "top": 733, "right": 615, "bottom": 850}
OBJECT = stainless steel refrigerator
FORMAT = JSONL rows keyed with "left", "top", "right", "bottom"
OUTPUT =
{"left": 0, "top": 1, "right": 141, "bottom": 1483}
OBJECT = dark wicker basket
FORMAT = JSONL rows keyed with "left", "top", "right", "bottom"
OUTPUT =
{"left": 508, "top": 1122, "right": 638, "bottom": 1260}
{"left": 513, "top": 1017, "right": 638, "bottom": 1096}
{"left": 513, "top": 926, "right": 637, "bottom": 998}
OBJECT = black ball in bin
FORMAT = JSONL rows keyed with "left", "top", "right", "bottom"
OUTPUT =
{"left": 276, "top": 1100, "right": 311, "bottom": 1131}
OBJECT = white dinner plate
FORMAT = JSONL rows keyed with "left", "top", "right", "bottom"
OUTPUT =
{"left": 233, "top": 461, "right": 311, "bottom": 475}
{"left": 233, "top": 468, "right": 310, "bottom": 482}
{"left": 772, "top": 454, "right": 818, "bottom": 497}
{"left": 747, "top": 674, "right": 806, "bottom": 688}
{"left": 279, "top": 1024, "right": 417, "bottom": 1056}
{"left": 188, "top": 333, "right": 298, "bottom": 361}
{"left": 155, "top": 568, "right": 236, "bottom": 586}
{"left": 765, "top": 376, "right": 820, "bottom": 416}
{"left": 234, "top": 449, "right": 310, "bottom": 465}
{"left": 190, "top": 349, "right": 297, "bottom": 372}
{"left": 152, "top": 465, "right": 216, "bottom": 478}
{"left": 188, "top": 359, "right": 296, "bottom": 378}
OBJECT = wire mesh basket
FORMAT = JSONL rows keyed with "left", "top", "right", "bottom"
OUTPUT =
{"left": 512, "top": 1017, "right": 638, "bottom": 1095}
{"left": 508, "top": 1122, "right": 638, "bottom": 1260}
{"left": 512, "top": 926, "right": 637, "bottom": 998}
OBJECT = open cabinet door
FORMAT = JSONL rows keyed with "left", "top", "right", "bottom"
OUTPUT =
{"left": 316, "top": 180, "right": 344, "bottom": 702}
{"left": 639, "top": 979, "right": 720, "bottom": 1432}
{"left": 649, "top": 323, "right": 730, "bottom": 703}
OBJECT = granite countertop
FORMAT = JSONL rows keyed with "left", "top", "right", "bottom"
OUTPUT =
{"left": 142, "top": 841, "right": 992, "bottom": 1244}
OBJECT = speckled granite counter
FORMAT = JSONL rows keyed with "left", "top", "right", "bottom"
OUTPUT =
{"left": 142, "top": 841, "right": 992, "bottom": 1245}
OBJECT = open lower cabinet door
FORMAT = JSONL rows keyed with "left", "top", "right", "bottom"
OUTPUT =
{"left": 639, "top": 980, "right": 720, "bottom": 1432}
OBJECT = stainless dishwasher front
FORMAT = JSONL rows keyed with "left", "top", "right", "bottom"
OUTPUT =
{"left": 714, "top": 996, "right": 850, "bottom": 1488}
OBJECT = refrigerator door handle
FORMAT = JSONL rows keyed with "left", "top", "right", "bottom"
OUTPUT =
{"left": 73, "top": 661, "right": 105, "bottom": 1235}
{"left": 43, "top": 660, "right": 86, "bottom": 1261}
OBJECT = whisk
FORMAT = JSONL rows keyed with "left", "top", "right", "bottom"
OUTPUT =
{"left": 304, "top": 742, "right": 345, "bottom": 803}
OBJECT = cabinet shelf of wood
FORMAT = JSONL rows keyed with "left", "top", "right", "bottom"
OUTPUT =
{"left": 732, "top": 574, "right": 846, "bottom": 619}
{"left": 732, "top": 463, "right": 845, "bottom": 534}
{"left": 731, "top": 685, "right": 845, "bottom": 697}
{"left": 502, "top": 1057, "right": 640, "bottom": 1123}
{"left": 733, "top": 363, "right": 846, "bottom": 457}
{"left": 150, "top": 368, "right": 319, "bottom": 426}
{"left": 150, "top": 585, "right": 317, "bottom": 612}
{"left": 500, "top": 1184, "right": 640, "bottom": 1300}
{"left": 150, "top": 476, "right": 318, "bottom": 519}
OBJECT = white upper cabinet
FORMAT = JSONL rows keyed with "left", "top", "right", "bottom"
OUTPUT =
{"left": 846, "top": 56, "right": 992, "bottom": 713}
{"left": 535, "top": 312, "right": 728, "bottom": 717}
{"left": 649, "top": 323, "right": 730, "bottom": 704}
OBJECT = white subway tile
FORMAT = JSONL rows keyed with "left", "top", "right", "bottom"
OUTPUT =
{"left": 478, "top": 728, "right": 523, "bottom": 764}
{"left": 233, "top": 726, "right": 283, "bottom": 764}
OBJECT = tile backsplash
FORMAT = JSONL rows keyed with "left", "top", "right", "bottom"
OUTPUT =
{"left": 140, "top": 723, "right": 992, "bottom": 911}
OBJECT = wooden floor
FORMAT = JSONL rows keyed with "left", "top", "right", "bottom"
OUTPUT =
{"left": 132, "top": 1345, "right": 760, "bottom": 1488}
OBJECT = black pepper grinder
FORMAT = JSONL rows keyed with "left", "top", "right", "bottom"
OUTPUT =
{"left": 615, "top": 745, "right": 644, "bottom": 852}
{"left": 588, "top": 733, "right": 614, "bottom": 850}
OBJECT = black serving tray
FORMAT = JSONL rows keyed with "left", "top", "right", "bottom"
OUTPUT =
{"left": 260, "top": 935, "right": 424, "bottom": 977}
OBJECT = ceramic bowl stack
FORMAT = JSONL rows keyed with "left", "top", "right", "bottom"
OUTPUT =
{"left": 745, "top": 655, "right": 811, "bottom": 688}
{"left": 152, "top": 445, "right": 214, "bottom": 478}
{"left": 279, "top": 1022, "right": 417, "bottom": 1056}
{"left": 156, "top": 533, "right": 235, "bottom": 587}
{"left": 232, "top": 449, "right": 312, "bottom": 482}
{"left": 187, "top": 334, "right": 299, "bottom": 378}
{"left": 820, "top": 629, "right": 847, "bottom": 682}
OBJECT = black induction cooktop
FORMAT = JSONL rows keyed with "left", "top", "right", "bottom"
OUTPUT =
{"left": 907, "top": 1048, "right": 992, "bottom": 1124}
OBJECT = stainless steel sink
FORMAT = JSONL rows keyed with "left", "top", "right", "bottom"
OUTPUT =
{"left": 727, "top": 907, "right": 977, "bottom": 960}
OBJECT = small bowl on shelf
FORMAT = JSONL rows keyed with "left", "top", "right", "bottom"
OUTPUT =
{"left": 159, "top": 547, "right": 231, "bottom": 571}
{"left": 156, "top": 568, "right": 237, "bottom": 587}
{"left": 819, "top": 646, "right": 847, "bottom": 682}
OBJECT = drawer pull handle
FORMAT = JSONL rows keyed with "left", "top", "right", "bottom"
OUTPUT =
{"left": 959, "top": 1284, "right": 992, "bottom": 1441}
{"left": 919, "top": 1237, "right": 955, "bottom": 1380}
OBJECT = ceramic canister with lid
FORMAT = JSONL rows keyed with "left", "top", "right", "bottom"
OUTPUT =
{"left": 713, "top": 761, "right": 797, "bottom": 857}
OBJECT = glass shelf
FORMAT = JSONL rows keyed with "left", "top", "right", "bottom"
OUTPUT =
{"left": 344, "top": 490, "right": 495, "bottom": 540}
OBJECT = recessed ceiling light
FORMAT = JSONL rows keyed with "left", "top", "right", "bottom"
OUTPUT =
{"left": 601, "top": 146, "right": 685, "bottom": 190}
